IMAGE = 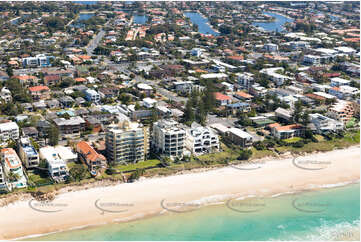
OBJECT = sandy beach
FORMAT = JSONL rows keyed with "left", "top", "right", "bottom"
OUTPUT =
{"left": 0, "top": 146, "right": 359, "bottom": 240}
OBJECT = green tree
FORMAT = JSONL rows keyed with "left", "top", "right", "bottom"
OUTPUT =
{"left": 69, "top": 164, "right": 87, "bottom": 182}
{"left": 48, "top": 124, "right": 59, "bottom": 146}
{"left": 184, "top": 100, "right": 195, "bottom": 122}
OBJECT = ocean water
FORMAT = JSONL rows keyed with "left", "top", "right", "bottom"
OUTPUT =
{"left": 27, "top": 183, "right": 360, "bottom": 241}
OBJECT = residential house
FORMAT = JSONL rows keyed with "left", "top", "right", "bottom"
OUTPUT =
{"left": 143, "top": 97, "right": 157, "bottom": 108}
{"left": 270, "top": 123, "right": 304, "bottom": 139}
{"left": 275, "top": 107, "right": 293, "bottom": 121}
{"left": 330, "top": 77, "right": 351, "bottom": 87}
{"left": 77, "top": 141, "right": 107, "bottom": 173}
{"left": 214, "top": 92, "right": 232, "bottom": 106}
{"left": 17, "top": 137, "right": 39, "bottom": 169}
{"left": 328, "top": 86, "right": 359, "bottom": 100}
{"left": 0, "top": 87, "right": 12, "bottom": 103}
{"left": 53, "top": 116, "right": 86, "bottom": 137}
{"left": 39, "top": 146, "right": 68, "bottom": 182}
{"left": 226, "top": 128, "right": 253, "bottom": 147}
{"left": 234, "top": 91, "right": 253, "bottom": 102}
{"left": 55, "top": 146, "right": 78, "bottom": 163}
{"left": 227, "top": 102, "right": 251, "bottom": 115}
{"left": 84, "top": 89, "right": 100, "bottom": 104}
{"left": 0, "top": 121, "right": 19, "bottom": 142}
{"left": 28, "top": 85, "right": 51, "bottom": 101}
{"left": 1, "top": 148, "right": 27, "bottom": 190}
{"left": 309, "top": 113, "right": 344, "bottom": 134}
{"left": 260, "top": 67, "right": 292, "bottom": 86}
{"left": 185, "top": 125, "right": 219, "bottom": 155}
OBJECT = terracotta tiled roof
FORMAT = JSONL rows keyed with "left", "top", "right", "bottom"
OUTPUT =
{"left": 28, "top": 85, "right": 50, "bottom": 92}
{"left": 214, "top": 92, "right": 231, "bottom": 101}
{"left": 275, "top": 124, "right": 303, "bottom": 132}
{"left": 77, "top": 141, "right": 106, "bottom": 163}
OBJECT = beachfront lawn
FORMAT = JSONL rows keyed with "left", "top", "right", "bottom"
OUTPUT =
{"left": 113, "top": 159, "right": 161, "bottom": 173}
{"left": 27, "top": 172, "right": 53, "bottom": 186}
{"left": 283, "top": 137, "right": 302, "bottom": 143}
{"left": 275, "top": 130, "right": 360, "bottom": 154}
{"left": 251, "top": 147, "right": 276, "bottom": 159}
{"left": 198, "top": 142, "right": 239, "bottom": 164}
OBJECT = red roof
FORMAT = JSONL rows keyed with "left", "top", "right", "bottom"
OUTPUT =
{"left": 77, "top": 141, "right": 106, "bottom": 163}
{"left": 214, "top": 92, "right": 231, "bottom": 101}
{"left": 28, "top": 85, "right": 50, "bottom": 92}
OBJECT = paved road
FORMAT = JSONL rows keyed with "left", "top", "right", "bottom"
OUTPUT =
{"left": 86, "top": 29, "right": 105, "bottom": 55}
{"left": 134, "top": 75, "right": 187, "bottom": 103}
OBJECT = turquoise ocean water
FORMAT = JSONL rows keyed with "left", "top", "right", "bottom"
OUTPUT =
{"left": 27, "top": 183, "right": 360, "bottom": 241}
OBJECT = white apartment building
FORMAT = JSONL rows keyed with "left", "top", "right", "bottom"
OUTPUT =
{"left": 186, "top": 126, "right": 219, "bottom": 155}
{"left": 18, "top": 137, "right": 40, "bottom": 169}
{"left": 303, "top": 55, "right": 321, "bottom": 65}
{"left": 0, "top": 87, "right": 12, "bottom": 103}
{"left": 39, "top": 146, "right": 69, "bottom": 182}
{"left": 0, "top": 121, "right": 20, "bottom": 142}
{"left": 264, "top": 43, "right": 279, "bottom": 52}
{"left": 1, "top": 148, "right": 27, "bottom": 190}
{"left": 236, "top": 72, "right": 254, "bottom": 90}
{"left": 260, "top": 67, "right": 292, "bottom": 86}
{"left": 309, "top": 113, "right": 344, "bottom": 134}
{"left": 106, "top": 121, "right": 149, "bottom": 164}
{"left": 152, "top": 119, "right": 185, "bottom": 159}
{"left": 330, "top": 77, "right": 351, "bottom": 87}
{"left": 84, "top": 89, "right": 100, "bottom": 104}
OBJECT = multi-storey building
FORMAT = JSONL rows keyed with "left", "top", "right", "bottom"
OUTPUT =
{"left": 186, "top": 126, "right": 219, "bottom": 155}
{"left": 309, "top": 113, "right": 344, "bottom": 134}
{"left": 17, "top": 137, "right": 40, "bottom": 169}
{"left": 1, "top": 148, "right": 27, "bottom": 190}
{"left": 327, "top": 100, "right": 356, "bottom": 124}
{"left": 106, "top": 121, "right": 149, "bottom": 164}
{"left": 152, "top": 119, "right": 185, "bottom": 159}
{"left": 84, "top": 89, "right": 100, "bottom": 104}
{"left": 53, "top": 116, "right": 86, "bottom": 137}
{"left": 264, "top": 43, "right": 279, "bottom": 52}
{"left": 0, "top": 121, "right": 19, "bottom": 142}
{"left": 39, "top": 146, "right": 68, "bottom": 182}
{"left": 236, "top": 72, "right": 254, "bottom": 90}
{"left": 22, "top": 54, "right": 54, "bottom": 67}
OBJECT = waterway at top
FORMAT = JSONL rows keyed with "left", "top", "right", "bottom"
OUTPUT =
{"left": 252, "top": 11, "right": 293, "bottom": 32}
{"left": 184, "top": 12, "right": 219, "bottom": 36}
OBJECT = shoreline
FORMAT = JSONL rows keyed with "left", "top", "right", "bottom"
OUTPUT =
{"left": 0, "top": 146, "right": 359, "bottom": 240}
{"left": 15, "top": 180, "right": 360, "bottom": 241}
